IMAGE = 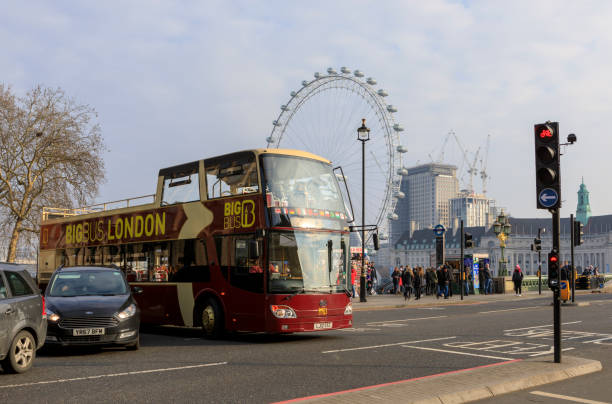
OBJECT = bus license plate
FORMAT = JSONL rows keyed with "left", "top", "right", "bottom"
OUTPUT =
{"left": 73, "top": 328, "right": 105, "bottom": 336}
{"left": 314, "top": 322, "right": 332, "bottom": 330}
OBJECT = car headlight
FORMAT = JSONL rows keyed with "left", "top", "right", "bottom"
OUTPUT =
{"left": 270, "top": 305, "right": 297, "bottom": 319}
{"left": 117, "top": 303, "right": 137, "bottom": 320}
{"left": 47, "top": 309, "right": 60, "bottom": 322}
{"left": 344, "top": 302, "right": 353, "bottom": 315}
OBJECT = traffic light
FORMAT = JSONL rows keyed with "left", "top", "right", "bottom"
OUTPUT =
{"left": 573, "top": 220, "right": 584, "bottom": 246}
{"left": 464, "top": 232, "right": 473, "bottom": 248}
{"left": 533, "top": 237, "right": 542, "bottom": 251}
{"left": 373, "top": 233, "right": 380, "bottom": 250}
{"left": 534, "top": 122, "right": 561, "bottom": 209}
{"left": 548, "top": 249, "right": 560, "bottom": 289}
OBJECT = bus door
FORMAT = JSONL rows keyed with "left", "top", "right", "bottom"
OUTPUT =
{"left": 227, "top": 235, "right": 265, "bottom": 331}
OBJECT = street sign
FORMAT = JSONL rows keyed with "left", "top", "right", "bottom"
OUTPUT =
{"left": 538, "top": 188, "right": 559, "bottom": 208}
{"left": 433, "top": 224, "right": 446, "bottom": 236}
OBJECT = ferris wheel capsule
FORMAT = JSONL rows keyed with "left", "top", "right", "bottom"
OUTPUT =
{"left": 354, "top": 70, "right": 364, "bottom": 77}
{"left": 272, "top": 120, "right": 282, "bottom": 127}
{"left": 387, "top": 105, "right": 397, "bottom": 113}
{"left": 397, "top": 167, "right": 408, "bottom": 176}
{"left": 377, "top": 89, "right": 388, "bottom": 97}
{"left": 397, "top": 145, "right": 407, "bottom": 153}
{"left": 302, "top": 80, "right": 309, "bottom": 87}
{"left": 266, "top": 136, "right": 275, "bottom": 143}
{"left": 366, "top": 77, "right": 377, "bottom": 85}
{"left": 314, "top": 72, "right": 321, "bottom": 78}
{"left": 280, "top": 105, "right": 289, "bottom": 111}
{"left": 290, "top": 91, "right": 297, "bottom": 97}
{"left": 327, "top": 67, "right": 337, "bottom": 75}
{"left": 393, "top": 124, "right": 404, "bottom": 132}
{"left": 387, "top": 213, "right": 399, "bottom": 220}
{"left": 378, "top": 233, "right": 389, "bottom": 241}
{"left": 394, "top": 191, "right": 405, "bottom": 199}
{"left": 340, "top": 67, "right": 351, "bottom": 74}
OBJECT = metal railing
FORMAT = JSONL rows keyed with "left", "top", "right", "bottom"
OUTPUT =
{"left": 42, "top": 194, "right": 155, "bottom": 221}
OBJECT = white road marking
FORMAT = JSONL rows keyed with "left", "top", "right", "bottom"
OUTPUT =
{"left": 529, "top": 347, "right": 575, "bottom": 357}
{"left": 366, "top": 315, "right": 447, "bottom": 326}
{"left": 479, "top": 306, "right": 543, "bottom": 314}
{"left": 401, "top": 345, "right": 514, "bottom": 361}
{"left": 321, "top": 336, "right": 456, "bottom": 354}
{"left": 530, "top": 390, "right": 610, "bottom": 404}
{"left": 504, "top": 321, "right": 582, "bottom": 332}
{"left": 338, "top": 327, "right": 381, "bottom": 332}
{"left": 0, "top": 362, "right": 228, "bottom": 390}
{"left": 417, "top": 307, "right": 445, "bottom": 310}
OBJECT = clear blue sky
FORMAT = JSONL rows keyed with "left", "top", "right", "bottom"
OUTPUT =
{"left": 1, "top": 1, "right": 609, "bottom": 219}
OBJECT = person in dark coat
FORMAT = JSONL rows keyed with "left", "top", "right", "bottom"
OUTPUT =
{"left": 402, "top": 267, "right": 413, "bottom": 300}
{"left": 413, "top": 267, "right": 423, "bottom": 300}
{"left": 391, "top": 267, "right": 400, "bottom": 294}
{"left": 512, "top": 265, "right": 524, "bottom": 296}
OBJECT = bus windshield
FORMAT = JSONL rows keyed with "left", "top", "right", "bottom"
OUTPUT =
{"left": 268, "top": 230, "right": 350, "bottom": 294}
{"left": 262, "top": 155, "right": 346, "bottom": 214}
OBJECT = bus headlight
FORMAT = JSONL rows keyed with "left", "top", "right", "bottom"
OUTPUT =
{"left": 117, "top": 304, "right": 137, "bottom": 320}
{"left": 270, "top": 305, "right": 297, "bottom": 319}
{"left": 344, "top": 302, "right": 353, "bottom": 315}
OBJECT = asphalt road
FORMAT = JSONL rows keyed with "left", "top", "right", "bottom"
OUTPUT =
{"left": 1, "top": 293, "right": 611, "bottom": 404}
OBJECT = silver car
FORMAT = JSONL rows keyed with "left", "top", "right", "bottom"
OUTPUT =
{"left": 0, "top": 266, "right": 47, "bottom": 373}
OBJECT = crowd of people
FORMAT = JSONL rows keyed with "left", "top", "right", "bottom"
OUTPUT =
{"left": 387, "top": 262, "right": 497, "bottom": 300}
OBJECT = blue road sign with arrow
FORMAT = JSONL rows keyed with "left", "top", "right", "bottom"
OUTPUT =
{"left": 539, "top": 188, "right": 559, "bottom": 208}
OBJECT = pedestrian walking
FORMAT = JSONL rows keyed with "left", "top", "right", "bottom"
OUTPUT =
{"left": 414, "top": 267, "right": 423, "bottom": 300}
{"left": 483, "top": 263, "right": 493, "bottom": 295}
{"left": 402, "top": 266, "right": 413, "bottom": 300}
{"left": 512, "top": 264, "right": 524, "bottom": 296}
{"left": 463, "top": 266, "right": 471, "bottom": 296}
{"left": 392, "top": 266, "right": 400, "bottom": 294}
{"left": 351, "top": 264, "right": 357, "bottom": 298}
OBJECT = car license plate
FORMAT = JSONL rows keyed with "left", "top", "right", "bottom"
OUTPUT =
{"left": 73, "top": 328, "right": 105, "bottom": 336}
{"left": 314, "top": 322, "right": 332, "bottom": 330}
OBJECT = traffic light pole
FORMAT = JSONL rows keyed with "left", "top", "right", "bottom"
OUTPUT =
{"left": 552, "top": 208, "right": 561, "bottom": 363}
{"left": 538, "top": 228, "right": 542, "bottom": 295}
{"left": 570, "top": 214, "right": 575, "bottom": 303}
{"left": 460, "top": 220, "right": 464, "bottom": 301}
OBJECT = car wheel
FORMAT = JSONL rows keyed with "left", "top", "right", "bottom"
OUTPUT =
{"left": 2, "top": 330, "right": 36, "bottom": 373}
{"left": 200, "top": 298, "right": 224, "bottom": 339}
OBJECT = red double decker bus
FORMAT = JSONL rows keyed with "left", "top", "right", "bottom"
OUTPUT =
{"left": 38, "top": 149, "right": 353, "bottom": 337}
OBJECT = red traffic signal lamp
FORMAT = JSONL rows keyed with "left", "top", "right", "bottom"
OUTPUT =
{"left": 534, "top": 122, "right": 561, "bottom": 209}
{"left": 547, "top": 250, "right": 560, "bottom": 289}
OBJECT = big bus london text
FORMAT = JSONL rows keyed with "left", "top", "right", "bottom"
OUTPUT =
{"left": 39, "top": 149, "right": 354, "bottom": 337}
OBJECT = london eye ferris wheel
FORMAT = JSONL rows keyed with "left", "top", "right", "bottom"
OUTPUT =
{"left": 265, "top": 67, "right": 407, "bottom": 245}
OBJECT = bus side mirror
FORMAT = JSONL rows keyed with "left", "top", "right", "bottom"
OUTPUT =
{"left": 249, "top": 240, "right": 260, "bottom": 259}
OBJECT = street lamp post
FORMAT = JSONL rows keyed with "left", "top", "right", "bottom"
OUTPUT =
{"left": 357, "top": 119, "right": 370, "bottom": 303}
{"left": 493, "top": 209, "right": 512, "bottom": 276}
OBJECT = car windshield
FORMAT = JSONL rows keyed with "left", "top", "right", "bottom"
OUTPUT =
{"left": 48, "top": 270, "right": 128, "bottom": 297}
{"left": 268, "top": 230, "right": 350, "bottom": 294}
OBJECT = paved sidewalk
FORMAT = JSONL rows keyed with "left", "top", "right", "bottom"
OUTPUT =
{"left": 351, "top": 288, "right": 605, "bottom": 311}
{"left": 286, "top": 355, "right": 602, "bottom": 403}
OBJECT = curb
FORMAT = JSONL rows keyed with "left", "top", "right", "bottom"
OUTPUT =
{"left": 296, "top": 355, "right": 601, "bottom": 403}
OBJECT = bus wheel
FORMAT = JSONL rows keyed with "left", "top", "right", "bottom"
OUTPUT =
{"left": 200, "top": 298, "right": 224, "bottom": 339}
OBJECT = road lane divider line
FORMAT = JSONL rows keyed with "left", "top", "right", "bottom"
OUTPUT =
{"left": 529, "top": 347, "right": 574, "bottom": 357}
{"left": 530, "top": 390, "right": 610, "bottom": 404}
{"left": 273, "top": 359, "right": 522, "bottom": 403}
{"left": 366, "top": 315, "right": 447, "bottom": 325}
{"left": 504, "top": 321, "right": 582, "bottom": 331}
{"left": 479, "top": 306, "right": 544, "bottom": 314}
{"left": 321, "top": 336, "right": 456, "bottom": 354}
{"left": 401, "top": 345, "right": 514, "bottom": 361}
{"left": 0, "top": 362, "right": 228, "bottom": 390}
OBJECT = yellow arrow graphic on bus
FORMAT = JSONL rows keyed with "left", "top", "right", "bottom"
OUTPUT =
{"left": 179, "top": 202, "right": 213, "bottom": 239}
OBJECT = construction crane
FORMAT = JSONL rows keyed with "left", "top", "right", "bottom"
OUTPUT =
{"left": 452, "top": 133, "right": 480, "bottom": 194}
{"left": 428, "top": 130, "right": 454, "bottom": 163}
{"left": 480, "top": 134, "right": 491, "bottom": 195}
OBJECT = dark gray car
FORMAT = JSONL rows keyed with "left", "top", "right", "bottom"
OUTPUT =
{"left": 0, "top": 266, "right": 47, "bottom": 373}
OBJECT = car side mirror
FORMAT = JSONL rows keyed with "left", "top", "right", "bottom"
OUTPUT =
{"left": 132, "top": 286, "right": 144, "bottom": 295}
